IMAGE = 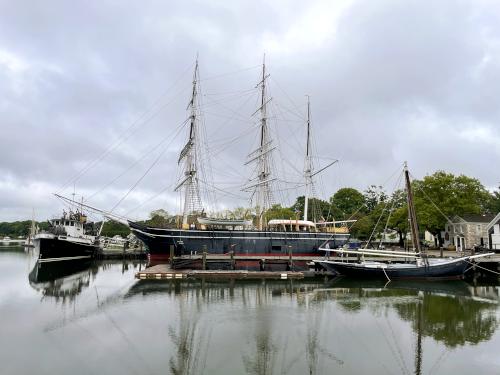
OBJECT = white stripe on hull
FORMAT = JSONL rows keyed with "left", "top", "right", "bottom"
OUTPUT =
{"left": 38, "top": 255, "right": 92, "bottom": 263}
{"left": 132, "top": 228, "right": 347, "bottom": 241}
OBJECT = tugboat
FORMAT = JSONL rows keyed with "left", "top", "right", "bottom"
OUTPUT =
{"left": 33, "top": 210, "right": 100, "bottom": 262}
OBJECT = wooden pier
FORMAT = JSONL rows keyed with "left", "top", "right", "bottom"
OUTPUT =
{"left": 135, "top": 264, "right": 307, "bottom": 280}
{"left": 136, "top": 249, "right": 500, "bottom": 280}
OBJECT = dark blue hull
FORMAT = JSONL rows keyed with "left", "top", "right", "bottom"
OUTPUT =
{"left": 129, "top": 221, "right": 349, "bottom": 259}
{"left": 34, "top": 237, "right": 97, "bottom": 262}
{"left": 317, "top": 259, "right": 470, "bottom": 280}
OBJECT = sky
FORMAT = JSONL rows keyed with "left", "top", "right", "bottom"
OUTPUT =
{"left": 1, "top": 0, "right": 500, "bottom": 222}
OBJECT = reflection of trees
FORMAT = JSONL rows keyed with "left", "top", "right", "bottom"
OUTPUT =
{"left": 395, "top": 292, "right": 498, "bottom": 348}
{"left": 320, "top": 281, "right": 499, "bottom": 350}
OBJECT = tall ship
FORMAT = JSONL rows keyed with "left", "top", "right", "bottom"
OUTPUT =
{"left": 33, "top": 209, "right": 100, "bottom": 262}
{"left": 128, "top": 58, "right": 351, "bottom": 261}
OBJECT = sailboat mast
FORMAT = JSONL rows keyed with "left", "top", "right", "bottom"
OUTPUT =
{"left": 256, "top": 56, "right": 272, "bottom": 230}
{"left": 404, "top": 162, "right": 421, "bottom": 253}
{"left": 304, "top": 96, "right": 312, "bottom": 222}
{"left": 177, "top": 59, "right": 203, "bottom": 226}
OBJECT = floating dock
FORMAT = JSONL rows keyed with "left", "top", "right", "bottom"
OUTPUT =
{"left": 136, "top": 250, "right": 500, "bottom": 280}
{"left": 136, "top": 264, "right": 309, "bottom": 280}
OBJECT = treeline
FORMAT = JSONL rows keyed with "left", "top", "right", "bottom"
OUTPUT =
{"left": 3, "top": 171, "right": 499, "bottom": 241}
{"left": 0, "top": 221, "right": 49, "bottom": 238}
{"left": 263, "top": 171, "right": 500, "bottom": 245}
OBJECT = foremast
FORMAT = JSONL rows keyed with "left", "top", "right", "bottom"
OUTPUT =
{"left": 244, "top": 56, "right": 276, "bottom": 230}
{"left": 176, "top": 60, "right": 203, "bottom": 226}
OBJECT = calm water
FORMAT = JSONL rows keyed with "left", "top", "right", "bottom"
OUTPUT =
{"left": 1, "top": 247, "right": 500, "bottom": 375}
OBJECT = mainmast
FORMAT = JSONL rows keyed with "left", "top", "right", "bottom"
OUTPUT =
{"left": 176, "top": 59, "right": 203, "bottom": 226}
{"left": 304, "top": 96, "right": 313, "bottom": 222}
{"left": 243, "top": 55, "right": 276, "bottom": 230}
{"left": 404, "top": 162, "right": 421, "bottom": 253}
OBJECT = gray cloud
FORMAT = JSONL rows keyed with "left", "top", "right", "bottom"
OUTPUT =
{"left": 1, "top": 0, "right": 500, "bottom": 221}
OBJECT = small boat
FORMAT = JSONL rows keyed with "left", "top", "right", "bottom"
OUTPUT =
{"left": 33, "top": 210, "right": 100, "bottom": 262}
{"left": 315, "top": 163, "right": 494, "bottom": 280}
{"left": 316, "top": 253, "right": 492, "bottom": 280}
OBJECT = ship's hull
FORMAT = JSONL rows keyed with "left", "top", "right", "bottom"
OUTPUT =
{"left": 129, "top": 221, "right": 349, "bottom": 260}
{"left": 34, "top": 236, "right": 97, "bottom": 262}
{"left": 316, "top": 258, "right": 471, "bottom": 280}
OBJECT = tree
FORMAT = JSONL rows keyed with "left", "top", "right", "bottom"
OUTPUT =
{"left": 329, "top": 187, "right": 366, "bottom": 219}
{"left": 144, "top": 209, "right": 175, "bottom": 228}
{"left": 264, "top": 204, "right": 295, "bottom": 221}
{"left": 487, "top": 186, "right": 500, "bottom": 214}
{"left": 100, "top": 221, "right": 130, "bottom": 237}
{"left": 364, "top": 185, "right": 388, "bottom": 213}
{"left": 290, "top": 196, "right": 332, "bottom": 221}
{"left": 386, "top": 189, "right": 408, "bottom": 247}
{"left": 412, "top": 171, "right": 493, "bottom": 244}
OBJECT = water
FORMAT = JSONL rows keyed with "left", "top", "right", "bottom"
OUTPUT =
{"left": 1, "top": 247, "right": 500, "bottom": 374}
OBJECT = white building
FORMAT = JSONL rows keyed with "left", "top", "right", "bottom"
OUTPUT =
{"left": 486, "top": 213, "right": 500, "bottom": 251}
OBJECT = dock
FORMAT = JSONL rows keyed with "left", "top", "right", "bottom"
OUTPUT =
{"left": 136, "top": 249, "right": 500, "bottom": 280}
{"left": 135, "top": 264, "right": 308, "bottom": 280}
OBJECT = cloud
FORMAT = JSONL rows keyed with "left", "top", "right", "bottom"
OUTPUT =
{"left": 1, "top": 0, "right": 500, "bottom": 221}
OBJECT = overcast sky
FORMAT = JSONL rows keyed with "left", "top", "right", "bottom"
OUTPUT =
{"left": 1, "top": 0, "right": 500, "bottom": 222}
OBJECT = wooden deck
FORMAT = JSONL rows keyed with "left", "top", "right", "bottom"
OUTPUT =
{"left": 136, "top": 264, "right": 306, "bottom": 280}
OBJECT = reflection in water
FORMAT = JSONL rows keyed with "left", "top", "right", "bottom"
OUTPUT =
{"left": 8, "top": 245, "right": 499, "bottom": 375}
{"left": 125, "top": 277, "right": 500, "bottom": 374}
{"left": 29, "top": 260, "right": 95, "bottom": 302}
{"left": 28, "top": 258, "right": 144, "bottom": 304}
{"left": 311, "top": 279, "right": 499, "bottom": 374}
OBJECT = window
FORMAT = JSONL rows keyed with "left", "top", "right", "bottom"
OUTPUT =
{"left": 70, "top": 221, "right": 74, "bottom": 226}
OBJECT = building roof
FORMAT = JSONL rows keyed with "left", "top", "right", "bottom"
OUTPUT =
{"left": 460, "top": 213, "right": 497, "bottom": 223}
{"left": 486, "top": 212, "right": 500, "bottom": 231}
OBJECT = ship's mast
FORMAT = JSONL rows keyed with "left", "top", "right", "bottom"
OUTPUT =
{"left": 244, "top": 55, "right": 275, "bottom": 230}
{"left": 404, "top": 162, "right": 421, "bottom": 253}
{"left": 176, "top": 59, "right": 203, "bottom": 225}
{"left": 304, "top": 96, "right": 313, "bottom": 222}
{"left": 256, "top": 56, "right": 272, "bottom": 229}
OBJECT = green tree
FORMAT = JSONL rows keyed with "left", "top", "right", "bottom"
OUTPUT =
{"left": 100, "top": 221, "right": 130, "bottom": 237}
{"left": 363, "top": 185, "right": 388, "bottom": 213}
{"left": 329, "top": 187, "right": 366, "bottom": 219}
{"left": 264, "top": 204, "right": 296, "bottom": 221}
{"left": 290, "top": 196, "right": 332, "bottom": 221}
{"left": 487, "top": 186, "right": 500, "bottom": 213}
{"left": 412, "top": 171, "right": 492, "bottom": 244}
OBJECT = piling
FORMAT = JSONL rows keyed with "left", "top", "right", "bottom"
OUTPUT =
{"left": 202, "top": 246, "right": 207, "bottom": 270}
{"left": 169, "top": 245, "right": 175, "bottom": 265}
{"left": 230, "top": 251, "right": 235, "bottom": 270}
{"left": 288, "top": 245, "right": 293, "bottom": 271}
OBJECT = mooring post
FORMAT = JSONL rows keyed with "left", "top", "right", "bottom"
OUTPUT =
{"left": 440, "top": 246, "right": 443, "bottom": 258}
{"left": 169, "top": 245, "right": 175, "bottom": 265}
{"left": 288, "top": 245, "right": 293, "bottom": 271}
{"left": 123, "top": 240, "right": 129, "bottom": 258}
{"left": 202, "top": 245, "right": 207, "bottom": 270}
{"left": 230, "top": 251, "right": 235, "bottom": 270}
{"left": 260, "top": 259, "right": 265, "bottom": 271}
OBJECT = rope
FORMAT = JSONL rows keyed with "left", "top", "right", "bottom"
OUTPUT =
{"left": 382, "top": 266, "right": 391, "bottom": 282}
{"left": 465, "top": 259, "right": 500, "bottom": 275}
{"left": 411, "top": 173, "right": 453, "bottom": 223}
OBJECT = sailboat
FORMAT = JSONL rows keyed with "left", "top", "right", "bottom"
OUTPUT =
{"left": 127, "top": 58, "right": 351, "bottom": 261}
{"left": 314, "top": 163, "right": 493, "bottom": 280}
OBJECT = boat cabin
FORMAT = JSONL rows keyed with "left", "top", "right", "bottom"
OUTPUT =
{"left": 49, "top": 211, "right": 96, "bottom": 237}
{"left": 268, "top": 219, "right": 317, "bottom": 232}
